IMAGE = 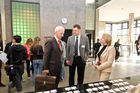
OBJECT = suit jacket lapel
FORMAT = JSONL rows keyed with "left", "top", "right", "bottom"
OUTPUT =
{"left": 79, "top": 35, "right": 82, "bottom": 48}
{"left": 53, "top": 37, "right": 61, "bottom": 53}
{"left": 72, "top": 35, "right": 75, "bottom": 47}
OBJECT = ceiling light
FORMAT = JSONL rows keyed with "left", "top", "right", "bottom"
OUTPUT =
{"left": 86, "top": 0, "right": 95, "bottom": 4}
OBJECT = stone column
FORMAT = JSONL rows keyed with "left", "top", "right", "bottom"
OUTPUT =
{"left": 95, "top": 8, "right": 99, "bottom": 40}
{"left": 128, "top": 13, "right": 134, "bottom": 44}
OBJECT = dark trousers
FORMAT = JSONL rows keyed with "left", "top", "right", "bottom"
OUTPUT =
{"left": 0, "top": 61, "right": 2, "bottom": 83}
{"left": 26, "top": 60, "right": 31, "bottom": 77}
{"left": 69, "top": 56, "right": 86, "bottom": 86}
{"left": 50, "top": 63, "right": 61, "bottom": 88}
{"left": 9, "top": 64, "right": 24, "bottom": 91}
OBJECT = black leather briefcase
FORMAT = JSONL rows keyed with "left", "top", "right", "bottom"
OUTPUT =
{"left": 35, "top": 74, "right": 56, "bottom": 92}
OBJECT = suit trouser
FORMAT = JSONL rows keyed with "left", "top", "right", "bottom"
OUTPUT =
{"left": 98, "top": 71, "right": 111, "bottom": 81}
{"left": 50, "top": 63, "right": 61, "bottom": 88}
{"left": 69, "top": 56, "right": 85, "bottom": 86}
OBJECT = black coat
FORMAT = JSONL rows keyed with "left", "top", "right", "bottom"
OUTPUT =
{"left": 43, "top": 37, "right": 62, "bottom": 76}
{"left": 7, "top": 45, "right": 28, "bottom": 65}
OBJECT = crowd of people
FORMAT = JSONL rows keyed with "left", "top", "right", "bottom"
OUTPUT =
{"left": 0, "top": 24, "right": 139, "bottom": 93}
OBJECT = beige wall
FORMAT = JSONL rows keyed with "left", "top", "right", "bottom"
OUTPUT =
{"left": 96, "top": 20, "right": 106, "bottom": 39}
{"left": 40, "top": 0, "right": 86, "bottom": 45}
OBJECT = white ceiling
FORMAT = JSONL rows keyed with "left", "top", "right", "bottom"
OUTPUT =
{"left": 99, "top": 0, "right": 140, "bottom": 22}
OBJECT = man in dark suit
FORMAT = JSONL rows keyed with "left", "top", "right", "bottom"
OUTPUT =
{"left": 93, "top": 38, "right": 101, "bottom": 59}
{"left": 66, "top": 24, "right": 89, "bottom": 86}
{"left": 43, "top": 26, "right": 65, "bottom": 88}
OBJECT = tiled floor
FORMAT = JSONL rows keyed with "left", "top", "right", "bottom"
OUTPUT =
{"left": 0, "top": 55, "right": 140, "bottom": 93}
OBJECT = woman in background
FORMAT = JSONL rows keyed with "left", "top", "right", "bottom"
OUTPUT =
{"left": 94, "top": 33, "right": 115, "bottom": 81}
{"left": 24, "top": 38, "right": 33, "bottom": 78}
{"left": 30, "top": 37, "right": 43, "bottom": 85}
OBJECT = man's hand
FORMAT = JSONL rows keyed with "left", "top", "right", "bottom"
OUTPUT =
{"left": 43, "top": 70, "right": 49, "bottom": 73}
{"left": 66, "top": 60, "right": 70, "bottom": 66}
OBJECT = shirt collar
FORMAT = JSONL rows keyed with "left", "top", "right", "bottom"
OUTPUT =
{"left": 54, "top": 36, "right": 59, "bottom": 43}
{"left": 75, "top": 35, "right": 80, "bottom": 38}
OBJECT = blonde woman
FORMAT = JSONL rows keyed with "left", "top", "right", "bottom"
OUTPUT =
{"left": 30, "top": 37, "right": 43, "bottom": 85}
{"left": 94, "top": 33, "right": 115, "bottom": 81}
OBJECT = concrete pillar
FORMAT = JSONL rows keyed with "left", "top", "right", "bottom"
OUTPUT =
{"left": 0, "top": 0, "right": 12, "bottom": 50}
{"left": 95, "top": 8, "right": 99, "bottom": 40}
{"left": 128, "top": 13, "right": 134, "bottom": 44}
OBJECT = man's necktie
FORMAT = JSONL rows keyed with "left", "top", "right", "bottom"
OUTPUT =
{"left": 75, "top": 36, "right": 78, "bottom": 57}
{"left": 58, "top": 40, "right": 62, "bottom": 61}
{"left": 58, "top": 40, "right": 62, "bottom": 52}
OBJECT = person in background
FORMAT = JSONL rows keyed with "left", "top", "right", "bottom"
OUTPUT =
{"left": 0, "top": 32, "right": 5, "bottom": 87}
{"left": 7, "top": 35, "right": 27, "bottom": 93}
{"left": 60, "top": 41, "right": 66, "bottom": 81}
{"left": 94, "top": 33, "right": 115, "bottom": 81}
{"left": 24, "top": 38, "right": 33, "bottom": 78}
{"left": 44, "top": 36, "right": 52, "bottom": 44}
{"left": 135, "top": 35, "right": 140, "bottom": 55}
{"left": 43, "top": 26, "right": 65, "bottom": 88}
{"left": 114, "top": 39, "right": 121, "bottom": 62}
{"left": 93, "top": 38, "right": 101, "bottom": 59}
{"left": 5, "top": 37, "right": 15, "bottom": 54}
{"left": 66, "top": 24, "right": 89, "bottom": 86}
{"left": 5, "top": 37, "right": 16, "bottom": 83}
{"left": 30, "top": 37, "right": 43, "bottom": 85}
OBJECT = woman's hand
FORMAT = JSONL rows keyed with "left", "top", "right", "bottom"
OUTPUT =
{"left": 94, "top": 64, "right": 98, "bottom": 69}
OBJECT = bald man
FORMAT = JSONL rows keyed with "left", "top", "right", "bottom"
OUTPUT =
{"left": 43, "top": 26, "right": 65, "bottom": 88}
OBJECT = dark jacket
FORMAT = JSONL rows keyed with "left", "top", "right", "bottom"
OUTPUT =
{"left": 93, "top": 42, "right": 101, "bottom": 54}
{"left": 43, "top": 37, "right": 62, "bottom": 76}
{"left": 7, "top": 45, "right": 28, "bottom": 65}
{"left": 5, "top": 42, "right": 12, "bottom": 53}
{"left": 30, "top": 45, "right": 43, "bottom": 60}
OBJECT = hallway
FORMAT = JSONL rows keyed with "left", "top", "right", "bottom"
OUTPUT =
{"left": 0, "top": 55, "right": 140, "bottom": 93}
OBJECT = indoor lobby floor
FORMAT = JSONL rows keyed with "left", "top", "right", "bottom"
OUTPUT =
{"left": 0, "top": 55, "right": 140, "bottom": 93}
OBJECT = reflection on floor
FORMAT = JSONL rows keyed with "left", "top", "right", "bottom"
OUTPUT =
{"left": 0, "top": 55, "right": 140, "bottom": 92}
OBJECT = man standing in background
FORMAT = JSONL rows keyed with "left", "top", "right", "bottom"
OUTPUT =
{"left": 66, "top": 24, "right": 89, "bottom": 86}
{"left": 93, "top": 38, "right": 101, "bottom": 59}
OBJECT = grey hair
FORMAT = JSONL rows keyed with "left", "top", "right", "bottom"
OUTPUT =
{"left": 55, "top": 26, "right": 65, "bottom": 33}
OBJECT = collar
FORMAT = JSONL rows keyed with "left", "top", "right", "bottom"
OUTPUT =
{"left": 75, "top": 35, "right": 81, "bottom": 38}
{"left": 54, "top": 36, "right": 59, "bottom": 43}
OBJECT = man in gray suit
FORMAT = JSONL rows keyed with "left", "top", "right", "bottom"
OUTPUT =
{"left": 66, "top": 24, "right": 89, "bottom": 86}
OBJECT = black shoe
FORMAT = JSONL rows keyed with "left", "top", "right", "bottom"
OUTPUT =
{"left": 0, "top": 83, "right": 6, "bottom": 87}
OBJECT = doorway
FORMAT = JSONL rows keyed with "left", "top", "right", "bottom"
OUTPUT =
{"left": 62, "top": 29, "right": 72, "bottom": 43}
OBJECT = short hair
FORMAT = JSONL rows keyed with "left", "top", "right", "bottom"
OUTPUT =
{"left": 102, "top": 33, "right": 112, "bottom": 46}
{"left": 73, "top": 24, "right": 81, "bottom": 29}
{"left": 97, "top": 38, "right": 100, "bottom": 42}
{"left": 55, "top": 26, "right": 65, "bottom": 33}
{"left": 13, "top": 35, "right": 22, "bottom": 43}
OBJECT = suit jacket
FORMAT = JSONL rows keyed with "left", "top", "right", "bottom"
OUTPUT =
{"left": 66, "top": 35, "right": 89, "bottom": 65}
{"left": 43, "top": 37, "right": 62, "bottom": 76}
{"left": 96, "top": 46, "right": 115, "bottom": 72}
